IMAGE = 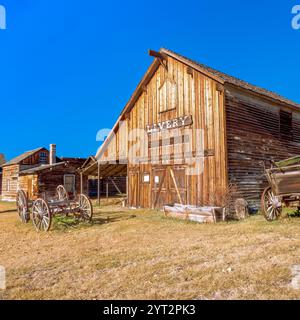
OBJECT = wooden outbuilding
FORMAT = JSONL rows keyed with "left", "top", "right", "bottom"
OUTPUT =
{"left": 81, "top": 48, "right": 300, "bottom": 210}
{"left": 79, "top": 156, "right": 127, "bottom": 202}
{"left": 1, "top": 145, "right": 86, "bottom": 201}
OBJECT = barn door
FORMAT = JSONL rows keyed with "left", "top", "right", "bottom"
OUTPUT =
{"left": 128, "top": 171, "right": 139, "bottom": 208}
{"left": 169, "top": 167, "right": 187, "bottom": 205}
{"left": 152, "top": 167, "right": 168, "bottom": 209}
{"left": 152, "top": 166, "right": 187, "bottom": 209}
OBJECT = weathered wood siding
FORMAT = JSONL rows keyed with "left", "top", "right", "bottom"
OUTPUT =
{"left": 18, "top": 174, "right": 38, "bottom": 198}
{"left": 226, "top": 86, "right": 300, "bottom": 207}
{"left": 20, "top": 149, "right": 49, "bottom": 166}
{"left": 2, "top": 156, "right": 86, "bottom": 201}
{"left": 18, "top": 170, "right": 86, "bottom": 200}
{"left": 1, "top": 149, "right": 50, "bottom": 200}
{"left": 125, "top": 56, "right": 227, "bottom": 208}
{"left": 34, "top": 164, "right": 86, "bottom": 200}
{"left": 101, "top": 120, "right": 128, "bottom": 162}
{"left": 1, "top": 164, "right": 19, "bottom": 201}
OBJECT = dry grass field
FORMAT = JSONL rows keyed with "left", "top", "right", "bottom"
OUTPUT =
{"left": 0, "top": 200, "right": 300, "bottom": 300}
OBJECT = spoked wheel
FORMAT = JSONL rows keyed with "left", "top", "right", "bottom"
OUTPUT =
{"left": 16, "top": 189, "right": 30, "bottom": 223}
{"left": 32, "top": 199, "right": 52, "bottom": 232}
{"left": 78, "top": 194, "right": 93, "bottom": 221}
{"left": 56, "top": 185, "right": 69, "bottom": 201}
{"left": 261, "top": 187, "right": 282, "bottom": 221}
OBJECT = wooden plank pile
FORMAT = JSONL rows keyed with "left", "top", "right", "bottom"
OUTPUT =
{"left": 163, "top": 204, "right": 225, "bottom": 223}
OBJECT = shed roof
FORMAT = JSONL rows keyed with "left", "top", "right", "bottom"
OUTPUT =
{"left": 19, "top": 162, "right": 67, "bottom": 175}
{"left": 1, "top": 147, "right": 46, "bottom": 167}
{"left": 80, "top": 158, "right": 127, "bottom": 178}
{"left": 80, "top": 156, "right": 97, "bottom": 169}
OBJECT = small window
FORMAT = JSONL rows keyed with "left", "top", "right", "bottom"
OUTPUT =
{"left": 64, "top": 174, "right": 76, "bottom": 193}
{"left": 39, "top": 152, "right": 48, "bottom": 164}
{"left": 280, "top": 110, "right": 293, "bottom": 141}
{"left": 159, "top": 79, "right": 177, "bottom": 113}
{"left": 143, "top": 173, "right": 150, "bottom": 184}
{"left": 154, "top": 176, "right": 160, "bottom": 184}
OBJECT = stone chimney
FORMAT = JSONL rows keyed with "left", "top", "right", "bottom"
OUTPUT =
{"left": 50, "top": 144, "right": 56, "bottom": 165}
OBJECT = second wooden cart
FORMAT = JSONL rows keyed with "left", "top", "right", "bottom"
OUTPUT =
{"left": 261, "top": 156, "right": 300, "bottom": 221}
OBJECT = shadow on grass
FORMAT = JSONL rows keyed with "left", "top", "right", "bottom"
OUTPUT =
{"left": 51, "top": 211, "right": 136, "bottom": 231}
{"left": 0, "top": 209, "right": 17, "bottom": 214}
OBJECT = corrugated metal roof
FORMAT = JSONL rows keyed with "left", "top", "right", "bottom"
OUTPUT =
{"left": 1, "top": 147, "right": 45, "bottom": 167}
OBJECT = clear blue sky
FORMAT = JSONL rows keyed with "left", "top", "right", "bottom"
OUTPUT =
{"left": 0, "top": 0, "right": 299, "bottom": 161}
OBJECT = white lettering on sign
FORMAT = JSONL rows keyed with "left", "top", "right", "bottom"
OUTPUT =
{"left": 146, "top": 115, "right": 193, "bottom": 134}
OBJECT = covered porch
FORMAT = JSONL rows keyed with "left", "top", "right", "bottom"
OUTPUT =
{"left": 79, "top": 156, "right": 128, "bottom": 204}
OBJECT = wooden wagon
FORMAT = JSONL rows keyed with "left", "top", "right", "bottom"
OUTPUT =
{"left": 261, "top": 156, "right": 300, "bottom": 221}
{"left": 16, "top": 185, "right": 93, "bottom": 231}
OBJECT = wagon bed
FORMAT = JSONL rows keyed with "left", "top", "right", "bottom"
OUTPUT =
{"left": 261, "top": 156, "right": 300, "bottom": 221}
{"left": 16, "top": 185, "right": 93, "bottom": 231}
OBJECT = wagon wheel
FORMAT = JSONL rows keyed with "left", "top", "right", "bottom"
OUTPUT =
{"left": 78, "top": 194, "right": 93, "bottom": 221}
{"left": 56, "top": 185, "right": 69, "bottom": 201}
{"left": 16, "top": 189, "right": 30, "bottom": 223}
{"left": 32, "top": 198, "right": 52, "bottom": 232}
{"left": 261, "top": 187, "right": 282, "bottom": 221}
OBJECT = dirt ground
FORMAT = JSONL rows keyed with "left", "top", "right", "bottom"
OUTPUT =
{"left": 0, "top": 200, "right": 300, "bottom": 300}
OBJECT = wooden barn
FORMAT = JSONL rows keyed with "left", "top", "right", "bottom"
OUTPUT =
{"left": 1, "top": 144, "right": 86, "bottom": 201}
{"left": 81, "top": 48, "right": 300, "bottom": 210}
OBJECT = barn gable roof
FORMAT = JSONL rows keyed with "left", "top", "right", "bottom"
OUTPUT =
{"left": 95, "top": 48, "right": 300, "bottom": 160}
{"left": 161, "top": 48, "right": 300, "bottom": 109}
{"left": 1, "top": 147, "right": 46, "bottom": 167}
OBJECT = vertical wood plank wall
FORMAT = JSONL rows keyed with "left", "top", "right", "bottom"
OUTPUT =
{"left": 123, "top": 56, "right": 228, "bottom": 208}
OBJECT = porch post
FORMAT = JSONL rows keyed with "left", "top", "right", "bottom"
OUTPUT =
{"left": 126, "top": 175, "right": 129, "bottom": 204}
{"left": 80, "top": 172, "right": 83, "bottom": 194}
{"left": 106, "top": 182, "right": 109, "bottom": 203}
{"left": 97, "top": 161, "right": 101, "bottom": 206}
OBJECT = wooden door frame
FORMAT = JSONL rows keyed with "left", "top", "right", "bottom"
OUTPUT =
{"left": 64, "top": 174, "right": 76, "bottom": 193}
{"left": 128, "top": 169, "right": 140, "bottom": 208}
{"left": 27, "top": 176, "right": 33, "bottom": 198}
{"left": 152, "top": 167, "right": 167, "bottom": 209}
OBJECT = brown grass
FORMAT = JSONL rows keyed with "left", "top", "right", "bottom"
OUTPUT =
{"left": 0, "top": 200, "right": 300, "bottom": 300}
